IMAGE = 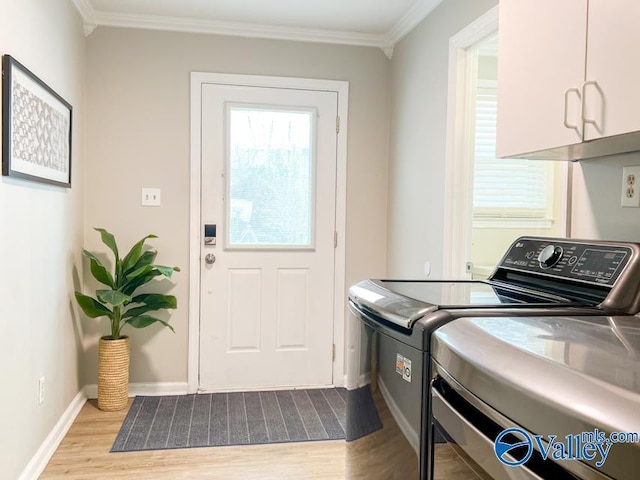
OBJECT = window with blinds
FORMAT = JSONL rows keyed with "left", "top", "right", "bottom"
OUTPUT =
{"left": 472, "top": 81, "right": 553, "bottom": 227}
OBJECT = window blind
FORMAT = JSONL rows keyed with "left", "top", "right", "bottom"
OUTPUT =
{"left": 473, "top": 84, "right": 549, "bottom": 220}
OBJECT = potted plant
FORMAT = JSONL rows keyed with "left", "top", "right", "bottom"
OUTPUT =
{"left": 75, "top": 228, "right": 180, "bottom": 411}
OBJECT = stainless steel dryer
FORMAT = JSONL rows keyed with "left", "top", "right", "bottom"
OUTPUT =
{"left": 431, "top": 314, "right": 640, "bottom": 479}
{"left": 346, "top": 236, "right": 640, "bottom": 480}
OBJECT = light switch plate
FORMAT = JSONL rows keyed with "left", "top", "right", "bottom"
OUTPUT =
{"left": 141, "top": 188, "right": 161, "bottom": 207}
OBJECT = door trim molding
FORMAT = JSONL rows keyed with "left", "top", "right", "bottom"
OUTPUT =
{"left": 189, "top": 72, "right": 349, "bottom": 393}
{"left": 442, "top": 5, "right": 570, "bottom": 278}
{"left": 442, "top": 6, "right": 499, "bottom": 278}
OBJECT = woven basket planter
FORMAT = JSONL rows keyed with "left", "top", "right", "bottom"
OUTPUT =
{"left": 98, "top": 336, "right": 130, "bottom": 411}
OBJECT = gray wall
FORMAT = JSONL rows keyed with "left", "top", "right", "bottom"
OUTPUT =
{"left": 386, "top": 0, "right": 498, "bottom": 278}
{"left": 84, "top": 27, "right": 391, "bottom": 385}
{"left": 0, "top": 1, "right": 86, "bottom": 478}
{"left": 572, "top": 155, "right": 640, "bottom": 240}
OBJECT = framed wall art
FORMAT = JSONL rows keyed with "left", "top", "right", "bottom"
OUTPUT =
{"left": 2, "top": 55, "right": 72, "bottom": 187}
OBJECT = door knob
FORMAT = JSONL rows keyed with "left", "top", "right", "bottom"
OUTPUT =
{"left": 204, "top": 253, "right": 216, "bottom": 265}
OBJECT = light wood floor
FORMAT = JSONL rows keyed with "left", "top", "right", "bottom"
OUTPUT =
{"left": 40, "top": 399, "right": 346, "bottom": 479}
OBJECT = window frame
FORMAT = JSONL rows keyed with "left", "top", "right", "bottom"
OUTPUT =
{"left": 224, "top": 102, "right": 318, "bottom": 251}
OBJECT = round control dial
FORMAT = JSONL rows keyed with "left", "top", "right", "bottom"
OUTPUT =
{"left": 538, "top": 245, "right": 563, "bottom": 269}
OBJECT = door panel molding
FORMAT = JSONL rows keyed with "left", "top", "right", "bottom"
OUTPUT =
{"left": 189, "top": 72, "right": 349, "bottom": 393}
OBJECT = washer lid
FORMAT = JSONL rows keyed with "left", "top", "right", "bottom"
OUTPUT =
{"left": 432, "top": 315, "right": 640, "bottom": 480}
{"left": 348, "top": 279, "right": 579, "bottom": 330}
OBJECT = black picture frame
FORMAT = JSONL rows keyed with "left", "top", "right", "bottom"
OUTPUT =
{"left": 2, "top": 55, "right": 73, "bottom": 187}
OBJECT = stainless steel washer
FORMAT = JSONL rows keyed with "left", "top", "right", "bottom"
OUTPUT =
{"left": 346, "top": 237, "right": 640, "bottom": 480}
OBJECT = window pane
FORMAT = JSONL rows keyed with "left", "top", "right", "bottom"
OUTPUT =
{"left": 472, "top": 84, "right": 549, "bottom": 218}
{"left": 227, "top": 106, "right": 314, "bottom": 247}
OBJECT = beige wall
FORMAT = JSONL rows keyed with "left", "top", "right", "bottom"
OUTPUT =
{"left": 0, "top": 1, "right": 85, "bottom": 478}
{"left": 84, "top": 28, "right": 390, "bottom": 385}
{"left": 572, "top": 155, "right": 640, "bottom": 241}
{"left": 386, "top": 0, "right": 498, "bottom": 278}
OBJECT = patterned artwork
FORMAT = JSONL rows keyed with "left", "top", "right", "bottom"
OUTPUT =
{"left": 2, "top": 55, "right": 72, "bottom": 187}
{"left": 11, "top": 82, "right": 70, "bottom": 173}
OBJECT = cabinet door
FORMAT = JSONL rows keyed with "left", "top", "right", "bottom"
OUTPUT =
{"left": 584, "top": 1, "right": 640, "bottom": 140}
{"left": 496, "top": 0, "right": 588, "bottom": 158}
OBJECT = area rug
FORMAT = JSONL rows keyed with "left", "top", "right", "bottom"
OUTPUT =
{"left": 111, "top": 388, "right": 347, "bottom": 452}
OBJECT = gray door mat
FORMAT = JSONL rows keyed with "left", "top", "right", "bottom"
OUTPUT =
{"left": 111, "top": 388, "right": 348, "bottom": 452}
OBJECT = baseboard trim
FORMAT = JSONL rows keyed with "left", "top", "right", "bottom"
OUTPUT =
{"left": 346, "top": 372, "right": 370, "bottom": 390}
{"left": 83, "top": 382, "right": 189, "bottom": 399}
{"left": 18, "top": 390, "right": 87, "bottom": 480}
{"left": 378, "top": 377, "right": 419, "bottom": 454}
{"left": 197, "top": 383, "right": 335, "bottom": 394}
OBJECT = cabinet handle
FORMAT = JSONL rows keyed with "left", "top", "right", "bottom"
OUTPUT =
{"left": 563, "top": 87, "right": 582, "bottom": 137}
{"left": 581, "top": 80, "right": 604, "bottom": 132}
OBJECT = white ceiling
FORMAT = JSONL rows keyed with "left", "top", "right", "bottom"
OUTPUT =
{"left": 71, "top": 0, "right": 444, "bottom": 57}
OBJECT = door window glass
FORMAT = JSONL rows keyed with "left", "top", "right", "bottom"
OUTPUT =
{"left": 226, "top": 105, "right": 315, "bottom": 248}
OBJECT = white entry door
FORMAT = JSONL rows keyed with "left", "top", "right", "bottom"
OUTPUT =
{"left": 199, "top": 82, "right": 338, "bottom": 391}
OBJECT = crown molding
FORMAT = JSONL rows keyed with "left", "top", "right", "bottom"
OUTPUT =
{"left": 385, "top": 0, "right": 444, "bottom": 45}
{"left": 69, "top": 0, "right": 444, "bottom": 54}
{"left": 69, "top": 0, "right": 97, "bottom": 36}
{"left": 94, "top": 11, "right": 384, "bottom": 48}
{"left": 83, "top": 22, "right": 98, "bottom": 36}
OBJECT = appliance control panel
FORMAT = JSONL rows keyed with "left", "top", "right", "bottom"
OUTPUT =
{"left": 496, "top": 238, "right": 633, "bottom": 286}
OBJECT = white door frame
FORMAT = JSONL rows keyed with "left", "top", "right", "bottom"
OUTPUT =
{"left": 443, "top": 6, "right": 499, "bottom": 278}
{"left": 443, "top": 5, "right": 571, "bottom": 278}
{"left": 188, "top": 72, "right": 349, "bottom": 393}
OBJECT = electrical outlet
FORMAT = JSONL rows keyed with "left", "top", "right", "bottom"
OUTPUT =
{"left": 141, "top": 188, "right": 161, "bottom": 207}
{"left": 38, "top": 376, "right": 45, "bottom": 405}
{"left": 621, "top": 167, "right": 640, "bottom": 207}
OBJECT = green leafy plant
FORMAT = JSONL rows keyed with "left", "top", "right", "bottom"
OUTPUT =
{"left": 75, "top": 228, "right": 180, "bottom": 340}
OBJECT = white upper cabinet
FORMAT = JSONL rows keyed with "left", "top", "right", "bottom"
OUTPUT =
{"left": 497, "top": 0, "right": 640, "bottom": 160}
{"left": 496, "top": 0, "right": 587, "bottom": 158}
{"left": 584, "top": 1, "right": 640, "bottom": 141}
